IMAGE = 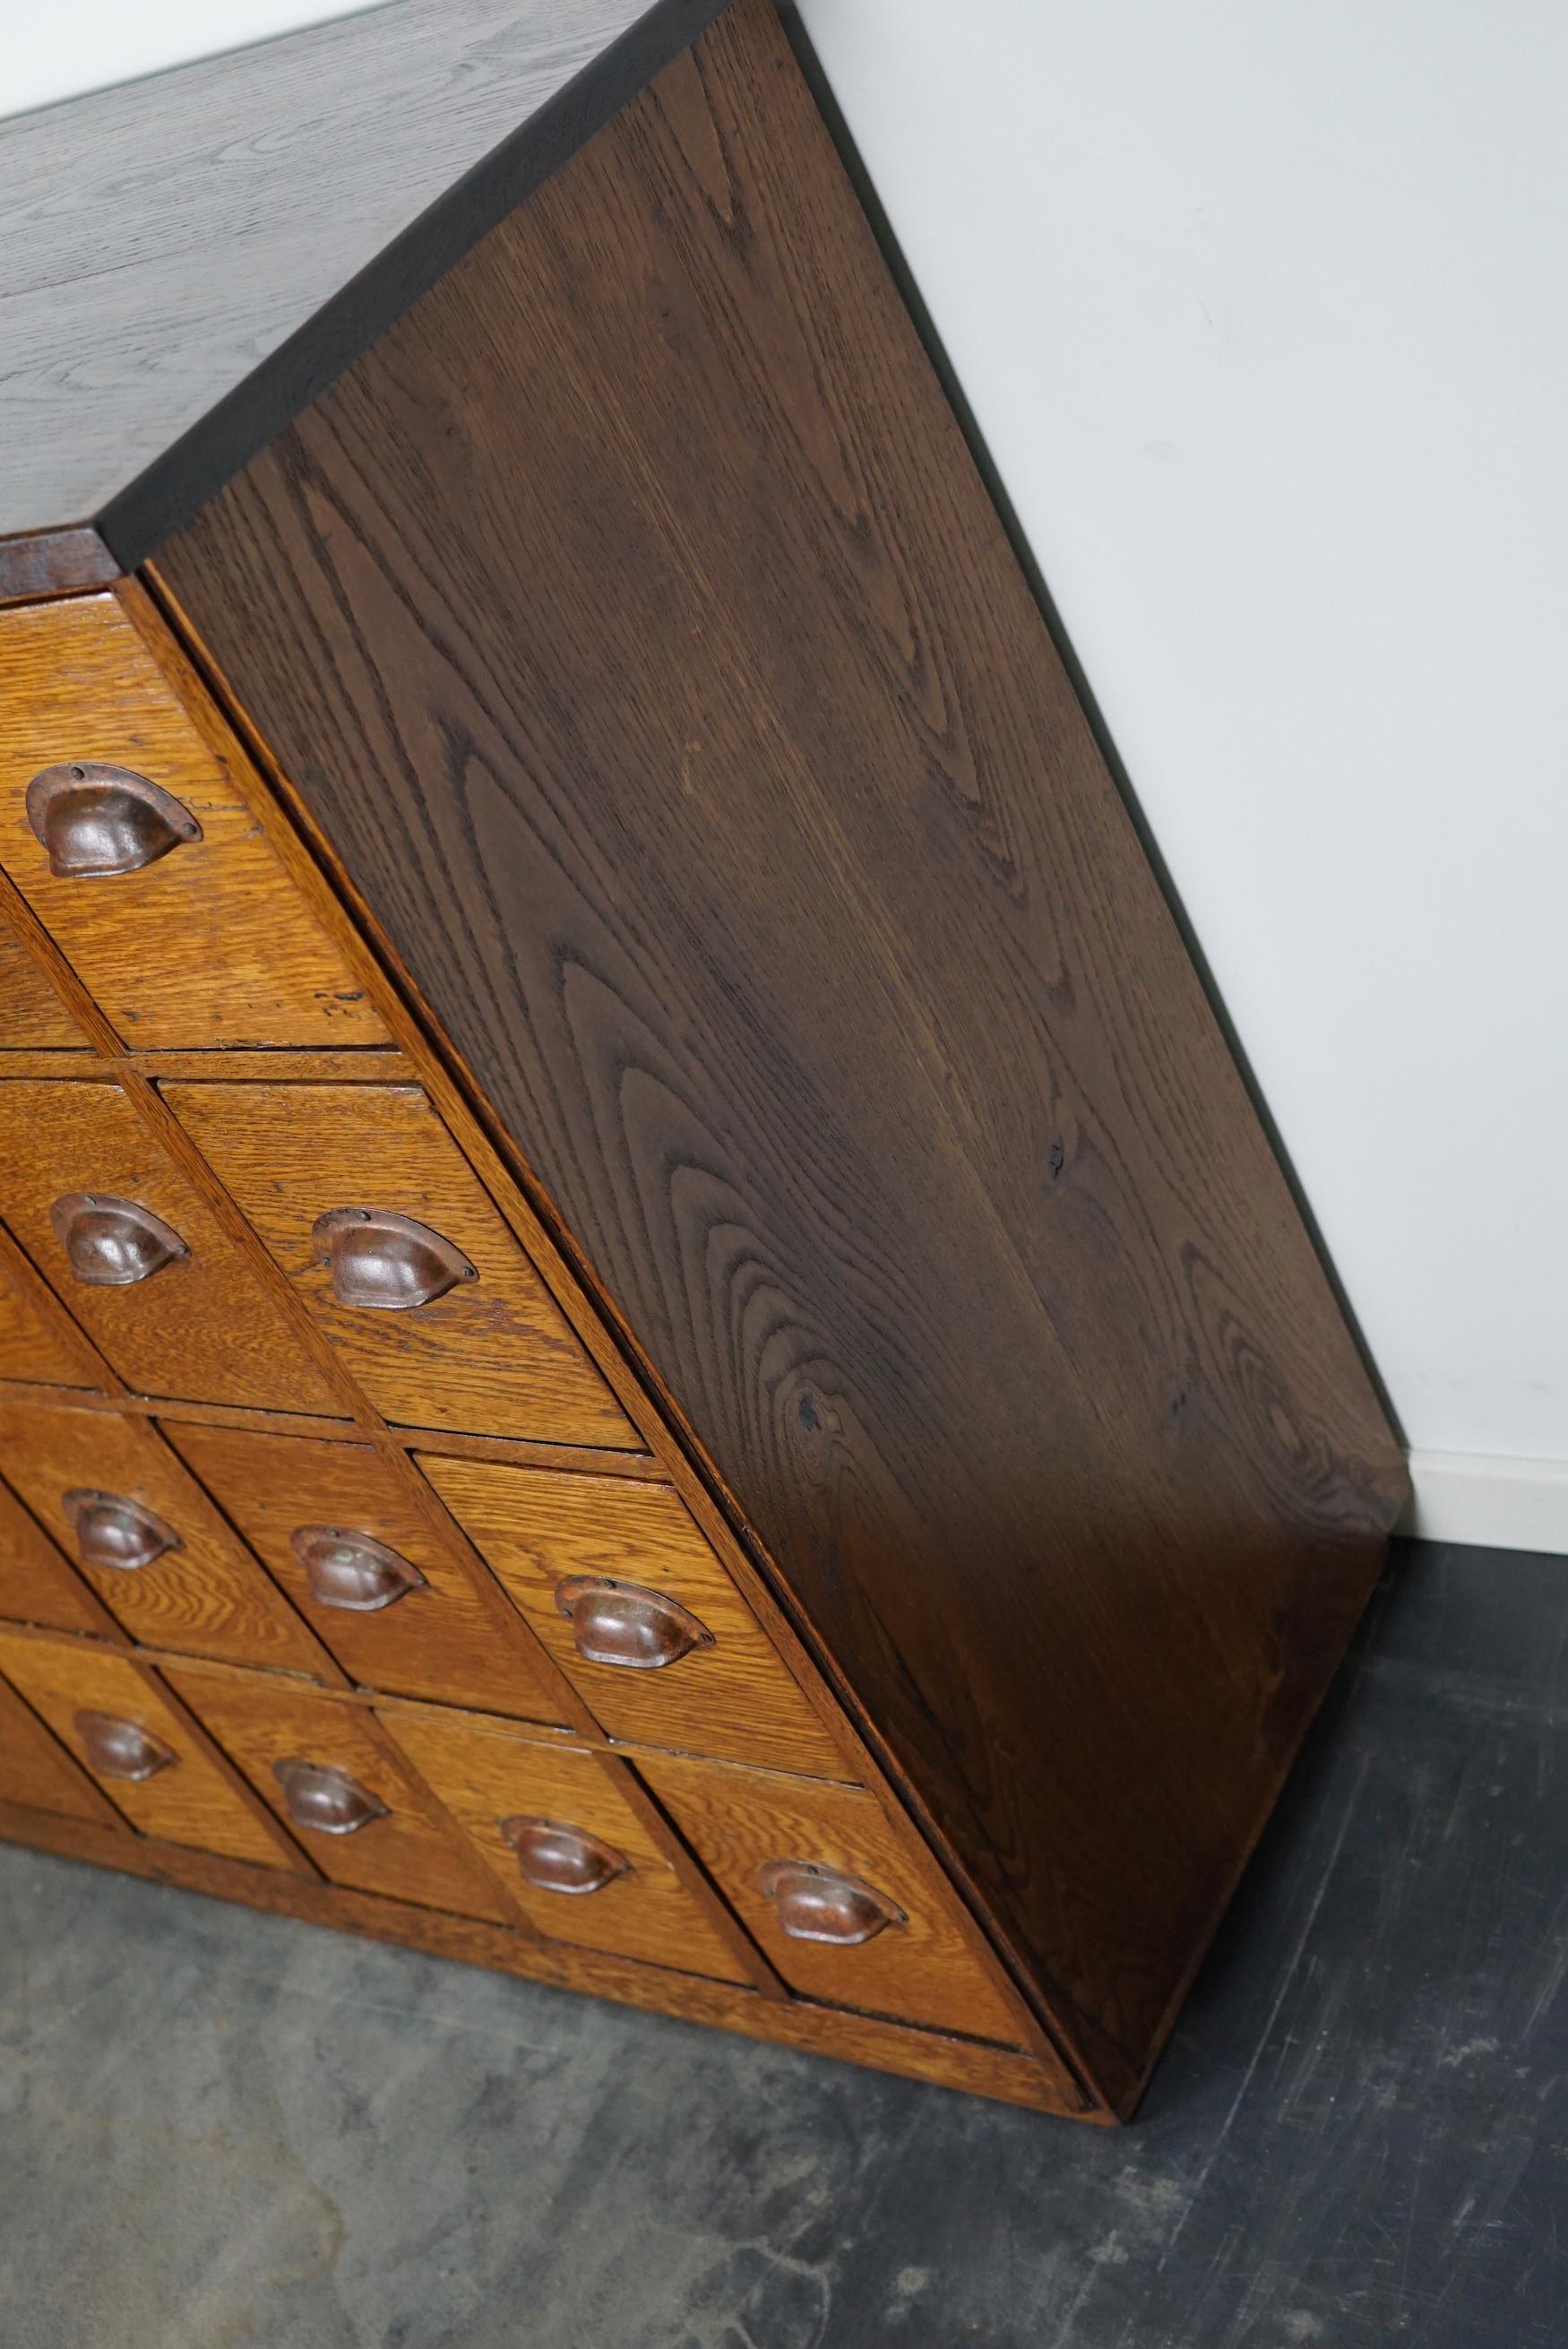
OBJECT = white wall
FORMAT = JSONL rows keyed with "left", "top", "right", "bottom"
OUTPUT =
{"left": 13, "top": 1, "right": 1567, "bottom": 1546}
{"left": 791, "top": 0, "right": 1568, "bottom": 1549}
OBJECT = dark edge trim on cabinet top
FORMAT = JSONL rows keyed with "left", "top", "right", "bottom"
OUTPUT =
{"left": 0, "top": 525, "right": 121, "bottom": 606}
{"left": 90, "top": 0, "right": 734, "bottom": 575}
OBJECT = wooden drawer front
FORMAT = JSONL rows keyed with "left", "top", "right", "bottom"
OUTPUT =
{"left": 168, "top": 1423, "right": 564, "bottom": 1723}
{"left": 166, "top": 1082, "right": 637, "bottom": 1447}
{"left": 0, "top": 1245, "right": 101, "bottom": 1389}
{"left": 0, "top": 1630, "right": 298, "bottom": 1867}
{"left": 168, "top": 1667, "right": 515, "bottom": 1919}
{"left": 0, "top": 1671, "right": 122, "bottom": 1826}
{"left": 0, "top": 1402, "right": 330, "bottom": 1677}
{"left": 639, "top": 1754, "right": 1030, "bottom": 2045}
{"left": 0, "top": 1473, "right": 113, "bottom": 1637}
{"left": 421, "top": 1457, "right": 852, "bottom": 1780}
{"left": 0, "top": 924, "right": 82, "bottom": 1047}
{"left": 383, "top": 1703, "right": 749, "bottom": 1981}
{"left": 0, "top": 1078, "right": 340, "bottom": 1412}
{"left": 0, "top": 594, "right": 391, "bottom": 1049}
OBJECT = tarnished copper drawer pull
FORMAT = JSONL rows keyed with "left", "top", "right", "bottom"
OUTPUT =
{"left": 312, "top": 1207, "right": 478, "bottom": 1310}
{"left": 73, "top": 1710, "right": 177, "bottom": 1783}
{"left": 756, "top": 1859, "right": 906, "bottom": 1947}
{"left": 63, "top": 1488, "right": 181, "bottom": 1573}
{"left": 499, "top": 1814, "right": 630, "bottom": 1896}
{"left": 49, "top": 1191, "right": 188, "bottom": 1286}
{"left": 272, "top": 1757, "right": 389, "bottom": 1835}
{"left": 26, "top": 763, "right": 202, "bottom": 877}
{"left": 554, "top": 1576, "right": 715, "bottom": 1671}
{"left": 290, "top": 1525, "right": 427, "bottom": 1613}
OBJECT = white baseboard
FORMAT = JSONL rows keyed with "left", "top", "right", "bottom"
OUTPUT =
{"left": 1401, "top": 1450, "right": 1568, "bottom": 1556}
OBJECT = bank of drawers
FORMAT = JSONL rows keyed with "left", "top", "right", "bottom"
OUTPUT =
{"left": 0, "top": 1405, "right": 1029, "bottom": 2042}
{"left": 0, "top": 1665, "right": 121, "bottom": 1827}
{"left": 0, "top": 1631, "right": 298, "bottom": 1870}
{"left": 0, "top": 1625, "right": 1025, "bottom": 2041}
{"left": 0, "top": 588, "right": 1030, "bottom": 2055}
{"left": 0, "top": 593, "right": 392, "bottom": 1049}
{"left": 0, "top": 1075, "right": 636, "bottom": 1443}
{"left": 168, "top": 1080, "right": 633, "bottom": 1447}
{"left": 0, "top": 1394, "right": 851, "bottom": 1766}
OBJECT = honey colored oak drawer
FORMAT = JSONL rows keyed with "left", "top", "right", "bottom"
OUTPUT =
{"left": 0, "top": 1630, "right": 301, "bottom": 1868}
{"left": 0, "top": 1671, "right": 122, "bottom": 1826}
{"left": 0, "top": 1402, "right": 332, "bottom": 1678}
{"left": 383, "top": 1701, "right": 750, "bottom": 1981}
{"left": 0, "top": 594, "right": 391, "bottom": 1048}
{"left": 421, "top": 1456, "right": 854, "bottom": 1780}
{"left": 168, "top": 1666, "right": 515, "bottom": 1919}
{"left": 0, "top": 1077, "right": 340, "bottom": 1412}
{"left": 0, "top": 1244, "right": 101, "bottom": 1389}
{"left": 0, "top": 1472, "right": 114, "bottom": 1638}
{"left": 166, "top": 1082, "right": 637, "bottom": 1447}
{"left": 639, "top": 1753, "right": 1032, "bottom": 2046}
{"left": 0, "top": 923, "right": 82, "bottom": 1047}
{"left": 168, "top": 1423, "right": 565, "bottom": 1723}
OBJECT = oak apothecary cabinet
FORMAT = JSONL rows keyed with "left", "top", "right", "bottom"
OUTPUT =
{"left": 0, "top": 0, "right": 1404, "bottom": 2120}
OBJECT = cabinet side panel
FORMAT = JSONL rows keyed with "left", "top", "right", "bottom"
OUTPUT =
{"left": 152, "top": 0, "right": 1406, "bottom": 2103}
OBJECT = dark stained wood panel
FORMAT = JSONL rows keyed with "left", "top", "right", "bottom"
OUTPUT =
{"left": 153, "top": 0, "right": 1405, "bottom": 2107}
{"left": 0, "top": 528, "right": 117, "bottom": 609}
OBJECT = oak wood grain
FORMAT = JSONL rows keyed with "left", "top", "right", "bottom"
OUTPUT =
{"left": 0, "top": 1076, "right": 343, "bottom": 1414}
{"left": 640, "top": 1748, "right": 1033, "bottom": 2045}
{"left": 0, "top": 1400, "right": 337, "bottom": 1679}
{"left": 380, "top": 1697, "right": 754, "bottom": 1982}
{"left": 0, "top": 594, "right": 391, "bottom": 1047}
{"left": 168, "top": 1422, "right": 567, "bottom": 1723}
{"left": 0, "top": 1629, "right": 306, "bottom": 1869}
{"left": 0, "top": 1222, "right": 107, "bottom": 1391}
{"left": 81, "top": 1632, "right": 864, "bottom": 1788}
{"left": 0, "top": 1796, "right": 1092, "bottom": 2114}
{"left": 166, "top": 1080, "right": 637, "bottom": 1448}
{"left": 0, "top": 1049, "right": 417, "bottom": 1085}
{"left": 154, "top": 0, "right": 1406, "bottom": 2107}
{"left": 163, "top": 1662, "right": 521, "bottom": 1922}
{"left": 0, "top": 919, "right": 84, "bottom": 1047}
{"left": 0, "top": 1671, "right": 123, "bottom": 1825}
{"left": 0, "top": 1472, "right": 118, "bottom": 1639}
{"left": 0, "top": 859, "right": 122, "bottom": 1057}
{"left": 0, "top": 1376, "right": 664, "bottom": 1479}
{"left": 420, "top": 1454, "right": 855, "bottom": 1781}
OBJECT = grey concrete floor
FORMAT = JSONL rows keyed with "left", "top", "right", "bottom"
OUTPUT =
{"left": 2, "top": 1537, "right": 1565, "bottom": 2348}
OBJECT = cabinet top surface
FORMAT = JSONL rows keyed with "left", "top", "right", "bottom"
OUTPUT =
{"left": 0, "top": 0, "right": 718, "bottom": 560}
